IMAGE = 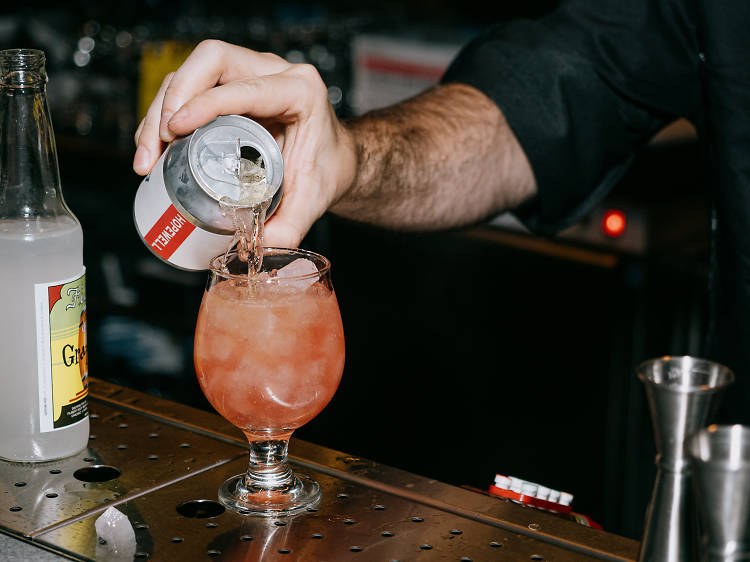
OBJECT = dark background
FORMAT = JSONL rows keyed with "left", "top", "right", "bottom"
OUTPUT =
{"left": 2, "top": 0, "right": 713, "bottom": 540}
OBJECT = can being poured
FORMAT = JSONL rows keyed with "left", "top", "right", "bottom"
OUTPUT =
{"left": 133, "top": 115, "right": 283, "bottom": 271}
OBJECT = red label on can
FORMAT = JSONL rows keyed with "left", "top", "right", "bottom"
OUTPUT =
{"left": 144, "top": 205, "right": 196, "bottom": 259}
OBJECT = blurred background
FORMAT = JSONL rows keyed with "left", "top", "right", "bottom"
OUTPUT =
{"left": 2, "top": 0, "right": 709, "bottom": 540}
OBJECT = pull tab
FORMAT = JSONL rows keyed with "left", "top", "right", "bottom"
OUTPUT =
{"left": 199, "top": 139, "right": 269, "bottom": 206}
{"left": 198, "top": 142, "right": 239, "bottom": 186}
{"left": 189, "top": 115, "right": 282, "bottom": 208}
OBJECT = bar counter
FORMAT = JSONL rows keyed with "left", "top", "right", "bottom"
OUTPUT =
{"left": 0, "top": 379, "right": 639, "bottom": 560}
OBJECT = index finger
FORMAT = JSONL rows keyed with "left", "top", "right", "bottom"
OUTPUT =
{"left": 159, "top": 40, "right": 290, "bottom": 141}
{"left": 167, "top": 64, "right": 327, "bottom": 137}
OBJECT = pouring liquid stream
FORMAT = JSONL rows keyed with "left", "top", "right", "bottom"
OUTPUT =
{"left": 218, "top": 139, "right": 274, "bottom": 292}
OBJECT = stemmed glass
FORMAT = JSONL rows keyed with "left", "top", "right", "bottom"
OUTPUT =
{"left": 194, "top": 248, "right": 345, "bottom": 515}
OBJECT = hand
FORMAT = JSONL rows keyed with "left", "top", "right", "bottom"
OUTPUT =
{"left": 133, "top": 40, "right": 356, "bottom": 248}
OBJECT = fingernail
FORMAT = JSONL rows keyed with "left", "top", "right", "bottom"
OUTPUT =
{"left": 133, "top": 145, "right": 150, "bottom": 173}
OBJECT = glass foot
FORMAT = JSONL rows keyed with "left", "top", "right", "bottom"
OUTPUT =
{"left": 218, "top": 472, "right": 321, "bottom": 516}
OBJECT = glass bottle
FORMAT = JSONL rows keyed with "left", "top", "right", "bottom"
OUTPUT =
{"left": 0, "top": 49, "right": 89, "bottom": 461}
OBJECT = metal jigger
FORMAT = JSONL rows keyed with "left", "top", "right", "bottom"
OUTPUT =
{"left": 638, "top": 356, "right": 734, "bottom": 562}
{"left": 688, "top": 425, "right": 750, "bottom": 562}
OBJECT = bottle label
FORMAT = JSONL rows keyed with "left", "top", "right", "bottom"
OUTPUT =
{"left": 34, "top": 268, "right": 88, "bottom": 432}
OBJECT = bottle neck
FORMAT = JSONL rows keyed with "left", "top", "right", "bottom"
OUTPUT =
{"left": 0, "top": 50, "right": 72, "bottom": 222}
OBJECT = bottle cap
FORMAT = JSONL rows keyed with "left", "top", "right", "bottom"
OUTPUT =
{"left": 559, "top": 492, "right": 574, "bottom": 506}
{"left": 494, "top": 475, "right": 510, "bottom": 489}
{"left": 509, "top": 477, "right": 524, "bottom": 493}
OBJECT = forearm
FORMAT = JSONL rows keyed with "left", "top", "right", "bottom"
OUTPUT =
{"left": 331, "top": 83, "right": 537, "bottom": 230}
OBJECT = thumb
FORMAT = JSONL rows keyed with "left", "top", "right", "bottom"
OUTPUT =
{"left": 262, "top": 215, "right": 309, "bottom": 249}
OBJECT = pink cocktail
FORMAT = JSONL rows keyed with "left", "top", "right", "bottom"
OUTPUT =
{"left": 194, "top": 248, "right": 345, "bottom": 515}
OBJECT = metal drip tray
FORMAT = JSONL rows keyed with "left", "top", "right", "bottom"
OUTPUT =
{"left": 0, "top": 380, "right": 640, "bottom": 561}
{"left": 0, "top": 403, "right": 245, "bottom": 539}
{"left": 36, "top": 458, "right": 594, "bottom": 561}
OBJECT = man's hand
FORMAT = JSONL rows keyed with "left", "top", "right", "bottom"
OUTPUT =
{"left": 134, "top": 40, "right": 537, "bottom": 244}
{"left": 133, "top": 39, "right": 357, "bottom": 248}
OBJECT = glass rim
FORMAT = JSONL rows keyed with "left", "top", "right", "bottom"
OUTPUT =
{"left": 0, "top": 48, "right": 45, "bottom": 58}
{"left": 208, "top": 247, "right": 331, "bottom": 282}
{"left": 0, "top": 48, "right": 45, "bottom": 67}
{"left": 1, "top": 49, "right": 47, "bottom": 86}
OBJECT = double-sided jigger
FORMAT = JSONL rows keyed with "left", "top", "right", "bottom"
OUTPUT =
{"left": 688, "top": 425, "right": 750, "bottom": 562}
{"left": 638, "top": 356, "right": 734, "bottom": 562}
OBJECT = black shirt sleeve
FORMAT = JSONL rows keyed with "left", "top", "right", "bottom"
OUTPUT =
{"left": 441, "top": 0, "right": 701, "bottom": 235}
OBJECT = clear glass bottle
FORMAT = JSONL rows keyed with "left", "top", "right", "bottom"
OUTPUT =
{"left": 0, "top": 49, "right": 89, "bottom": 461}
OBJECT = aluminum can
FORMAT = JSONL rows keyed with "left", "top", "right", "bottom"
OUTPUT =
{"left": 133, "top": 115, "right": 283, "bottom": 271}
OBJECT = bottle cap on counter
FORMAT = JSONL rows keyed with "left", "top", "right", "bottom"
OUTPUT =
{"left": 509, "top": 477, "right": 524, "bottom": 494}
{"left": 559, "top": 492, "right": 574, "bottom": 506}
{"left": 494, "top": 475, "right": 510, "bottom": 489}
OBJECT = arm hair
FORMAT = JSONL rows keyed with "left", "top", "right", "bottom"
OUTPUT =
{"left": 331, "top": 83, "right": 537, "bottom": 230}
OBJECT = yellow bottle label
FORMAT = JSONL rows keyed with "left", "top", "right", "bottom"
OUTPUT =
{"left": 35, "top": 268, "right": 88, "bottom": 432}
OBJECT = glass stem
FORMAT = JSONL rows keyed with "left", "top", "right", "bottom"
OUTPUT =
{"left": 244, "top": 438, "right": 295, "bottom": 491}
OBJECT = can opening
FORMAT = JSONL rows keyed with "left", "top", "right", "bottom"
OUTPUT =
{"left": 240, "top": 145, "right": 263, "bottom": 168}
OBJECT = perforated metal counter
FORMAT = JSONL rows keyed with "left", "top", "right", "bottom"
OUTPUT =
{"left": 0, "top": 379, "right": 639, "bottom": 561}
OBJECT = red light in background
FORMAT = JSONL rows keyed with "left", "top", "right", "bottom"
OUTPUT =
{"left": 602, "top": 209, "right": 627, "bottom": 238}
